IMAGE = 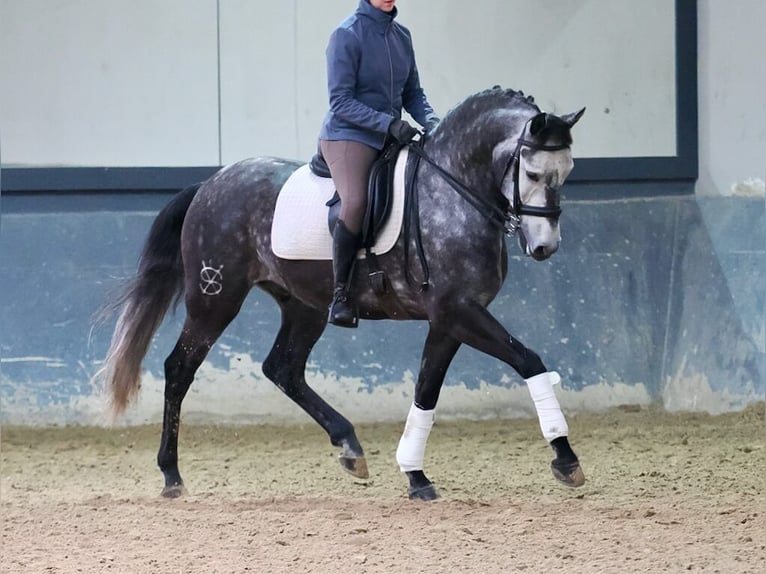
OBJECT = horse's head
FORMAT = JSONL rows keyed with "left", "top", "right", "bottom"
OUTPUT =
{"left": 495, "top": 107, "right": 585, "bottom": 261}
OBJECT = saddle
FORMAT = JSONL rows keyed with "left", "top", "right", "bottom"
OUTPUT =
{"left": 310, "top": 141, "right": 403, "bottom": 252}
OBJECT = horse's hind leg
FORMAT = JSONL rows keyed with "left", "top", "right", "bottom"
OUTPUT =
{"left": 158, "top": 297, "right": 246, "bottom": 498}
{"left": 261, "top": 287, "right": 368, "bottom": 479}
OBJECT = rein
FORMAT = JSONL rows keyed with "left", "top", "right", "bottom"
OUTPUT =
{"left": 406, "top": 140, "right": 511, "bottom": 235}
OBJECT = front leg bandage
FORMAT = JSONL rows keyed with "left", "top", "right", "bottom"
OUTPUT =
{"left": 525, "top": 371, "right": 568, "bottom": 442}
{"left": 396, "top": 404, "right": 435, "bottom": 472}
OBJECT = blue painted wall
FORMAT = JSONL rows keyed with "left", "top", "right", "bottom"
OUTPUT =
{"left": 1, "top": 193, "right": 763, "bottom": 425}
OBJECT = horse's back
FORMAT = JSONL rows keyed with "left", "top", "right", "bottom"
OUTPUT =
{"left": 179, "top": 156, "right": 305, "bottom": 295}
{"left": 197, "top": 157, "right": 301, "bottom": 203}
{"left": 186, "top": 156, "right": 299, "bottom": 229}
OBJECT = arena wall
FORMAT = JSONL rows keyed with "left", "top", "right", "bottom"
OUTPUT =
{"left": 1, "top": 192, "right": 762, "bottom": 426}
{"left": 1, "top": 0, "right": 764, "bottom": 425}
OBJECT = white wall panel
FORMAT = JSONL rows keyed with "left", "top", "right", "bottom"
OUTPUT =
{"left": 1, "top": 0, "right": 678, "bottom": 167}
{"left": 402, "top": 0, "right": 676, "bottom": 158}
{"left": 697, "top": 0, "right": 766, "bottom": 196}
{"left": 0, "top": 0, "right": 219, "bottom": 166}
{"left": 219, "top": 0, "right": 298, "bottom": 162}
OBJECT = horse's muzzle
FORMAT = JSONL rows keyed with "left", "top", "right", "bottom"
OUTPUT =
{"left": 530, "top": 244, "right": 558, "bottom": 261}
{"left": 518, "top": 232, "right": 559, "bottom": 261}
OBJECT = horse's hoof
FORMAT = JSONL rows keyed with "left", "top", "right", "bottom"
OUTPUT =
{"left": 160, "top": 484, "right": 187, "bottom": 498}
{"left": 551, "top": 460, "right": 586, "bottom": 488}
{"left": 409, "top": 484, "right": 440, "bottom": 501}
{"left": 339, "top": 455, "right": 369, "bottom": 479}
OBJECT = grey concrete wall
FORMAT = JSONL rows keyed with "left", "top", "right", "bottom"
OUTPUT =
{"left": 1, "top": 194, "right": 762, "bottom": 425}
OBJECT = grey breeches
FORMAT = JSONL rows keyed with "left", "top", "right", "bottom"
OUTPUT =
{"left": 320, "top": 139, "right": 379, "bottom": 234}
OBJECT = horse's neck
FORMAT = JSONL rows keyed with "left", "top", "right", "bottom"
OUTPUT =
{"left": 422, "top": 108, "right": 530, "bottom": 202}
{"left": 430, "top": 108, "right": 531, "bottom": 172}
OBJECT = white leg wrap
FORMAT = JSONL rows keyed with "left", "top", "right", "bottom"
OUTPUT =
{"left": 396, "top": 404, "right": 435, "bottom": 472}
{"left": 525, "top": 371, "right": 568, "bottom": 442}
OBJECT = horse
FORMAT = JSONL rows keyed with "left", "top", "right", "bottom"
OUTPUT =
{"left": 97, "top": 86, "right": 586, "bottom": 501}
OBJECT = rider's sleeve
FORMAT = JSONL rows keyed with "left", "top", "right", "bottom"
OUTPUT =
{"left": 401, "top": 33, "right": 439, "bottom": 129}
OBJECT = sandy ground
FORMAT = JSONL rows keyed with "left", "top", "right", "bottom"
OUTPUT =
{"left": 1, "top": 404, "right": 764, "bottom": 573}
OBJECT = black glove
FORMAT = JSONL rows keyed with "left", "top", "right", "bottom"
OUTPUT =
{"left": 388, "top": 119, "right": 419, "bottom": 144}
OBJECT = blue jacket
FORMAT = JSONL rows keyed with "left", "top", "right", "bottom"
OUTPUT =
{"left": 319, "top": 0, "right": 438, "bottom": 150}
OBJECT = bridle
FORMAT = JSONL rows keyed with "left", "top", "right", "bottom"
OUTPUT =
{"left": 500, "top": 121, "right": 570, "bottom": 235}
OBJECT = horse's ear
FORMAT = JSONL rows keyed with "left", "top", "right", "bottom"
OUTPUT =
{"left": 561, "top": 107, "right": 586, "bottom": 127}
{"left": 529, "top": 112, "right": 549, "bottom": 136}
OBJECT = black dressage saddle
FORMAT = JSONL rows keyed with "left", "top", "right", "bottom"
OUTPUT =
{"left": 310, "top": 141, "right": 403, "bottom": 252}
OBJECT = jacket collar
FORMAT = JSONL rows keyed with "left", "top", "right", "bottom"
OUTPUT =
{"left": 357, "top": 0, "right": 398, "bottom": 27}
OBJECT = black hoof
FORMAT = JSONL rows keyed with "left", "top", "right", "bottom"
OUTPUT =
{"left": 405, "top": 470, "right": 439, "bottom": 501}
{"left": 551, "top": 459, "right": 586, "bottom": 488}
{"left": 409, "top": 484, "right": 440, "bottom": 501}
{"left": 339, "top": 455, "right": 369, "bottom": 479}
{"left": 160, "top": 483, "right": 187, "bottom": 498}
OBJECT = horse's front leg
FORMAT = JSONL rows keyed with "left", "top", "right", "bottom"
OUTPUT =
{"left": 438, "top": 300, "right": 585, "bottom": 488}
{"left": 396, "top": 327, "right": 461, "bottom": 500}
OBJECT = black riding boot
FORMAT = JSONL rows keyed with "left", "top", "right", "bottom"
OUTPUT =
{"left": 328, "top": 221, "right": 360, "bottom": 328}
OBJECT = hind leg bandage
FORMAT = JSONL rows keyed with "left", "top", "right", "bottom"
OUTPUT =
{"left": 396, "top": 404, "right": 435, "bottom": 472}
{"left": 525, "top": 371, "right": 568, "bottom": 442}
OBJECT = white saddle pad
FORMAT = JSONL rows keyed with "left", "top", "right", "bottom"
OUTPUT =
{"left": 271, "top": 148, "right": 409, "bottom": 260}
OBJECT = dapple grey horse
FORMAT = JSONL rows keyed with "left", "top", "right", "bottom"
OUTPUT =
{"left": 97, "top": 86, "right": 586, "bottom": 500}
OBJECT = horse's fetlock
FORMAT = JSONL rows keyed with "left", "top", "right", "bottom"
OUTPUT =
{"left": 551, "top": 436, "right": 577, "bottom": 462}
{"left": 330, "top": 423, "right": 359, "bottom": 452}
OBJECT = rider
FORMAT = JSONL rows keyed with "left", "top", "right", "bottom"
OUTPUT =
{"left": 319, "top": 0, "right": 440, "bottom": 328}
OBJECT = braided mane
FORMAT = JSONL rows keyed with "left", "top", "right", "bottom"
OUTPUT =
{"left": 436, "top": 86, "right": 542, "bottom": 133}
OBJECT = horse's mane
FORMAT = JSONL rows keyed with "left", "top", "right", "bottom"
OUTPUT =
{"left": 438, "top": 86, "right": 571, "bottom": 145}
{"left": 475, "top": 85, "right": 541, "bottom": 110}
{"left": 442, "top": 86, "right": 541, "bottom": 122}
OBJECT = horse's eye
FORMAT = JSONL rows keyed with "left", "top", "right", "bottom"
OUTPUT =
{"left": 526, "top": 171, "right": 540, "bottom": 182}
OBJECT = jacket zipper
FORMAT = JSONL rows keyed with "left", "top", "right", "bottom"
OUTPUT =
{"left": 384, "top": 23, "right": 394, "bottom": 115}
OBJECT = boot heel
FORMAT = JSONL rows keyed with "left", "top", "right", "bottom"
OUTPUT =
{"left": 328, "top": 288, "right": 359, "bottom": 328}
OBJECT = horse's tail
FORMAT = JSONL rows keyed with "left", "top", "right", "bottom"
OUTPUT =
{"left": 95, "top": 183, "right": 201, "bottom": 417}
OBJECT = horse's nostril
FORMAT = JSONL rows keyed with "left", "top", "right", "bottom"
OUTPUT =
{"left": 531, "top": 244, "right": 558, "bottom": 261}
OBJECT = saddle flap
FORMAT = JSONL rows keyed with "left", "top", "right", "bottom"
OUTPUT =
{"left": 326, "top": 141, "right": 402, "bottom": 243}
{"left": 361, "top": 143, "right": 400, "bottom": 248}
